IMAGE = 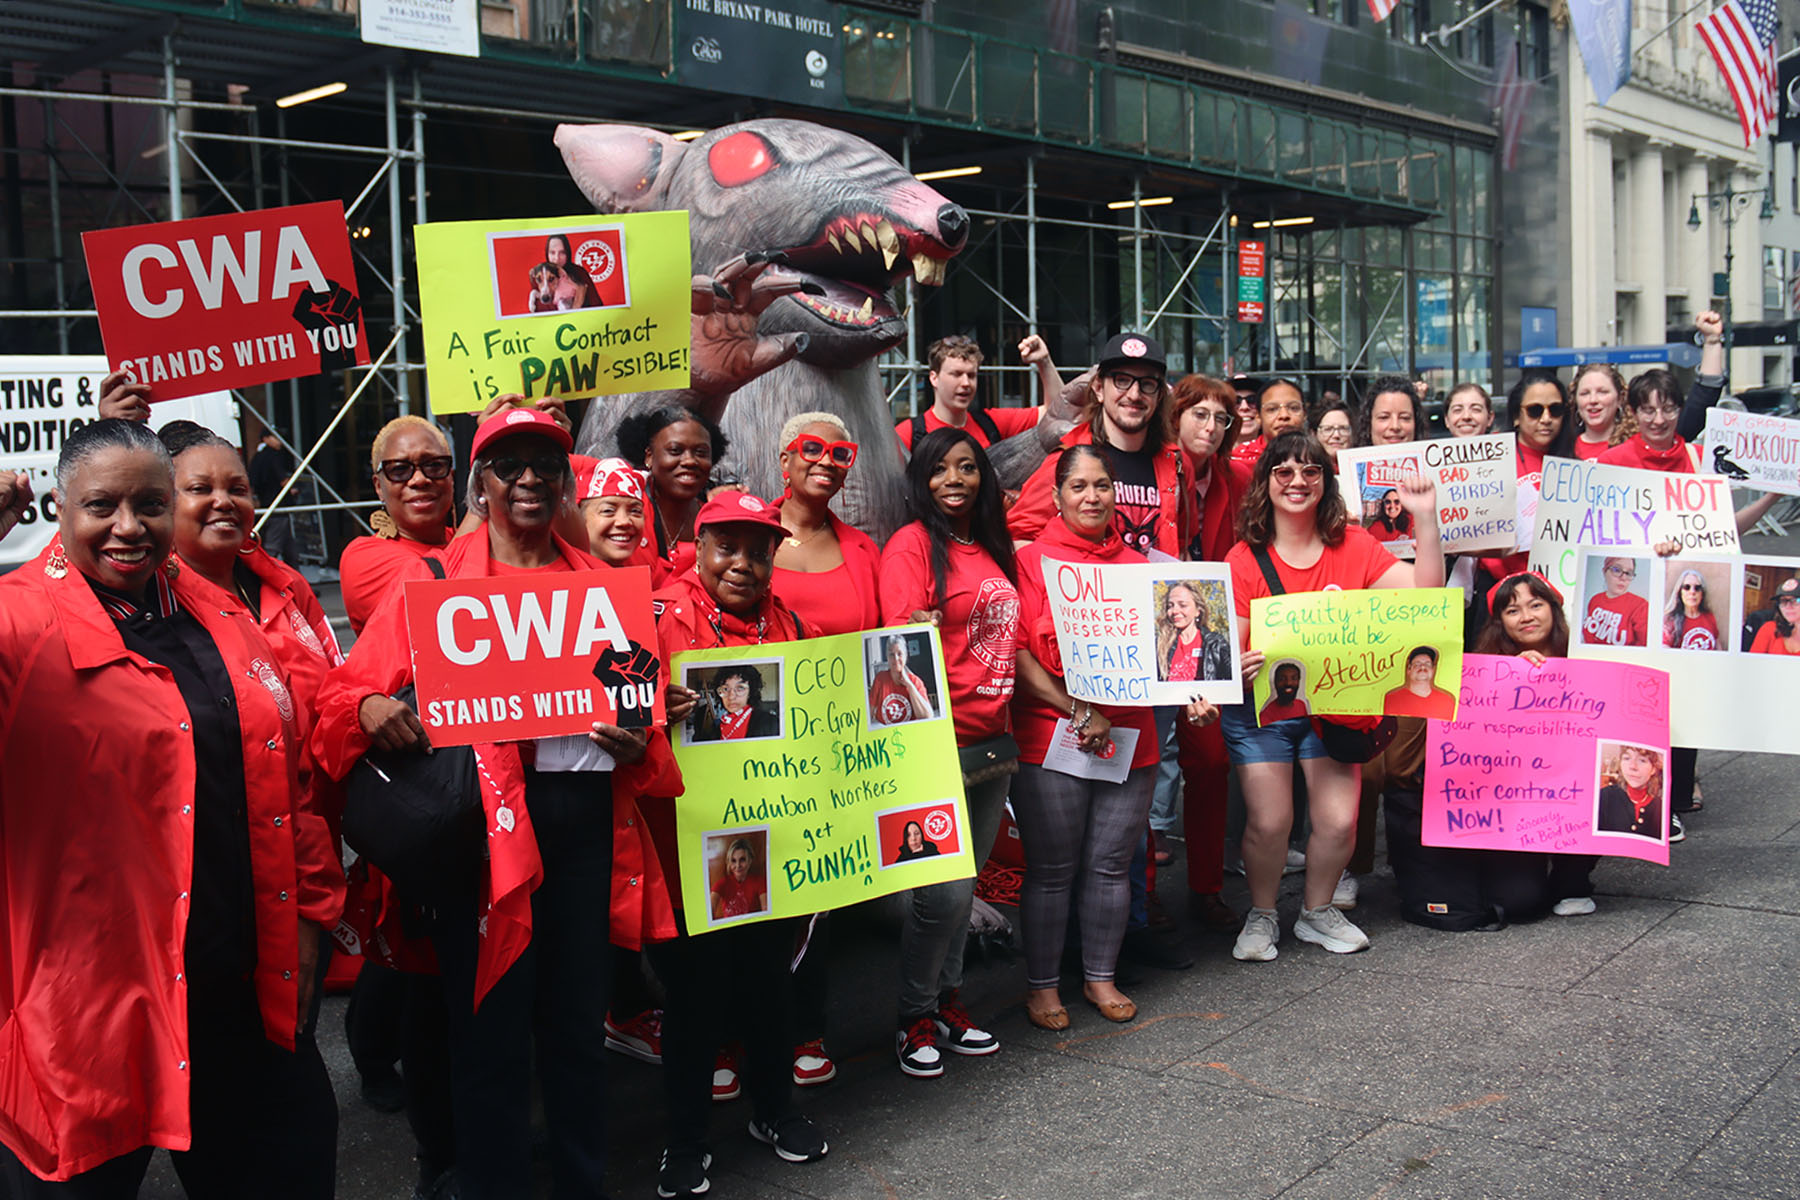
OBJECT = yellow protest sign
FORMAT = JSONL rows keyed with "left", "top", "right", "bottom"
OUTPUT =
{"left": 1249, "top": 588, "right": 1463, "bottom": 722}
{"left": 670, "top": 626, "right": 972, "bottom": 932}
{"left": 413, "top": 211, "right": 691, "bottom": 414}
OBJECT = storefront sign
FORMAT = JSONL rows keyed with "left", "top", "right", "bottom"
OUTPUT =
{"left": 360, "top": 0, "right": 480, "bottom": 57}
{"left": 677, "top": 0, "right": 844, "bottom": 109}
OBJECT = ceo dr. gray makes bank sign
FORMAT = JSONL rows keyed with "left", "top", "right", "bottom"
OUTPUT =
{"left": 678, "top": 0, "right": 844, "bottom": 109}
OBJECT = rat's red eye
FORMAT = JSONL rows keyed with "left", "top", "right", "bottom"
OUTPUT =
{"left": 708, "top": 131, "right": 777, "bottom": 188}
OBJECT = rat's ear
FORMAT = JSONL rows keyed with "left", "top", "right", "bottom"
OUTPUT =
{"left": 554, "top": 124, "right": 687, "bottom": 212}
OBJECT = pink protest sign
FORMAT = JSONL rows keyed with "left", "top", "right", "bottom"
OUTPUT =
{"left": 1424, "top": 653, "right": 1671, "bottom": 865}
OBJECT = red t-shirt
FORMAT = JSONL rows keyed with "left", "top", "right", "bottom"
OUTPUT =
{"left": 1664, "top": 611, "right": 1720, "bottom": 651}
{"left": 711, "top": 872, "right": 766, "bottom": 919}
{"left": 1230, "top": 435, "right": 1266, "bottom": 470}
{"left": 1368, "top": 521, "right": 1411, "bottom": 544}
{"left": 1752, "top": 622, "right": 1798, "bottom": 654}
{"left": 773, "top": 562, "right": 867, "bottom": 637}
{"left": 1383, "top": 685, "right": 1457, "bottom": 719}
{"left": 868, "top": 668, "right": 931, "bottom": 726}
{"left": 1167, "top": 637, "right": 1201, "bottom": 683}
{"left": 1573, "top": 437, "right": 1610, "bottom": 461}
{"left": 1582, "top": 591, "right": 1648, "bottom": 646}
{"left": 878, "top": 523, "right": 1019, "bottom": 744}
{"left": 1226, "top": 524, "right": 1401, "bottom": 620}
{"left": 895, "top": 405, "right": 1041, "bottom": 450}
{"left": 1599, "top": 436, "right": 1696, "bottom": 474}
{"left": 338, "top": 533, "right": 451, "bottom": 635}
{"left": 1257, "top": 696, "right": 1310, "bottom": 724}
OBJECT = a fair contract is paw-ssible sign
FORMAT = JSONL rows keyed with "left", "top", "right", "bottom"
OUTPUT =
{"left": 413, "top": 211, "right": 691, "bottom": 414}
{"left": 403, "top": 566, "right": 664, "bottom": 747}
{"left": 1042, "top": 558, "right": 1243, "bottom": 706}
{"left": 669, "top": 625, "right": 970, "bottom": 932}
{"left": 1250, "top": 588, "right": 1463, "bottom": 723}
{"left": 82, "top": 200, "right": 368, "bottom": 403}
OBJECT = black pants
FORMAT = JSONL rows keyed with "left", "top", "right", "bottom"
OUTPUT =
{"left": 429, "top": 770, "right": 614, "bottom": 1200}
{"left": 647, "top": 915, "right": 800, "bottom": 1154}
{"left": 0, "top": 978, "right": 336, "bottom": 1199}
{"left": 1671, "top": 746, "right": 1698, "bottom": 816}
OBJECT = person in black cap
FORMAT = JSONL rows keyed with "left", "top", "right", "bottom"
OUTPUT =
{"left": 1744, "top": 574, "right": 1800, "bottom": 650}
{"left": 1006, "top": 331, "right": 1184, "bottom": 559}
{"left": 1229, "top": 374, "right": 1265, "bottom": 468}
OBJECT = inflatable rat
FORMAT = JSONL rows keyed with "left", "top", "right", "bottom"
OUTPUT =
{"left": 558, "top": 119, "right": 979, "bottom": 541}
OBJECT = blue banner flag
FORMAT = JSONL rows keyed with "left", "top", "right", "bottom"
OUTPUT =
{"left": 1570, "top": 0, "right": 1633, "bottom": 105}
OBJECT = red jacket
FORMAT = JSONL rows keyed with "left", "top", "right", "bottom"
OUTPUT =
{"left": 310, "top": 527, "right": 681, "bottom": 1007}
{"left": 1184, "top": 454, "right": 1250, "bottom": 563}
{"left": 644, "top": 571, "right": 806, "bottom": 901}
{"left": 339, "top": 532, "right": 451, "bottom": 635}
{"left": 1006, "top": 423, "right": 1187, "bottom": 557}
{"left": 0, "top": 544, "right": 345, "bottom": 1181}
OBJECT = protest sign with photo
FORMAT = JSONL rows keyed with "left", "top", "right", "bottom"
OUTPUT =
{"left": 1699, "top": 407, "right": 1800, "bottom": 496}
{"left": 0, "top": 355, "right": 235, "bottom": 567}
{"left": 1530, "top": 457, "right": 1738, "bottom": 601}
{"left": 403, "top": 566, "right": 663, "bottom": 747}
{"left": 1249, "top": 588, "right": 1463, "bottom": 722}
{"left": 1041, "top": 559, "right": 1242, "bottom": 707}
{"left": 1423, "top": 654, "right": 1671, "bottom": 865}
{"left": 1336, "top": 433, "right": 1517, "bottom": 557}
{"left": 414, "top": 211, "right": 691, "bottom": 414}
{"left": 1571, "top": 548, "right": 1800, "bottom": 753}
{"left": 82, "top": 201, "right": 368, "bottom": 403}
{"left": 670, "top": 625, "right": 970, "bottom": 931}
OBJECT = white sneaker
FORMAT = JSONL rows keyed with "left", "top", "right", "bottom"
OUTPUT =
{"left": 1232, "top": 908, "right": 1281, "bottom": 961}
{"left": 1283, "top": 848, "right": 1307, "bottom": 875}
{"left": 1552, "top": 896, "right": 1597, "bottom": 917}
{"left": 1294, "top": 904, "right": 1370, "bottom": 954}
{"left": 1330, "top": 871, "right": 1359, "bottom": 910}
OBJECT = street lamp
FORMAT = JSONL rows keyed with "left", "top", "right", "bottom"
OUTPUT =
{"left": 1687, "top": 181, "right": 1775, "bottom": 360}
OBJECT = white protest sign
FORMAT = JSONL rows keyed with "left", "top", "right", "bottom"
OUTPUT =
{"left": 1572, "top": 548, "right": 1800, "bottom": 754}
{"left": 1338, "top": 433, "right": 1518, "bottom": 557}
{"left": 1042, "top": 559, "right": 1242, "bottom": 707}
{"left": 0, "top": 355, "right": 235, "bottom": 568}
{"left": 1700, "top": 408, "right": 1800, "bottom": 496}
{"left": 1529, "top": 457, "right": 1738, "bottom": 600}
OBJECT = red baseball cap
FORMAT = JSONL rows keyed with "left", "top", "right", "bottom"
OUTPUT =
{"left": 695, "top": 490, "right": 791, "bottom": 540}
{"left": 471, "top": 406, "right": 575, "bottom": 459}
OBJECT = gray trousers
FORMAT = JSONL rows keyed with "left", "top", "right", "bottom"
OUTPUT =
{"left": 896, "top": 771, "right": 1012, "bottom": 1020}
{"left": 1013, "top": 762, "right": 1156, "bottom": 990}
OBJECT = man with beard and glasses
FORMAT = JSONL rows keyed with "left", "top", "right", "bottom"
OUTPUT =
{"left": 1007, "top": 332, "right": 1184, "bottom": 558}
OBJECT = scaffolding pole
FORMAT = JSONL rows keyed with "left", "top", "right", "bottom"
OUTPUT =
{"left": 386, "top": 68, "right": 412, "bottom": 417}
{"left": 1026, "top": 154, "right": 1038, "bottom": 407}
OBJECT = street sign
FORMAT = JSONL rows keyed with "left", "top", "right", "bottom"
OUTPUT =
{"left": 1237, "top": 240, "right": 1266, "bottom": 323}
{"left": 1238, "top": 240, "right": 1265, "bottom": 276}
{"left": 1237, "top": 300, "right": 1265, "bottom": 323}
{"left": 1237, "top": 276, "right": 1266, "bottom": 303}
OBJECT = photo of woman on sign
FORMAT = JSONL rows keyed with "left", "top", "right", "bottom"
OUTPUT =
{"left": 1581, "top": 556, "right": 1650, "bottom": 647}
{"left": 895, "top": 821, "right": 941, "bottom": 862}
{"left": 708, "top": 832, "right": 772, "bottom": 922}
{"left": 685, "top": 661, "right": 782, "bottom": 743}
{"left": 1662, "top": 564, "right": 1727, "bottom": 652}
{"left": 866, "top": 632, "right": 938, "bottom": 726}
{"left": 1595, "top": 743, "right": 1666, "bottom": 841}
{"left": 1154, "top": 579, "right": 1232, "bottom": 683}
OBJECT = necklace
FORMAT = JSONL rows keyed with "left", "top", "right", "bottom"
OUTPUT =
{"left": 785, "top": 525, "right": 828, "bottom": 549}
{"left": 949, "top": 531, "right": 974, "bottom": 546}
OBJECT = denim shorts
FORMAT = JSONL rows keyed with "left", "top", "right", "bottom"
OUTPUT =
{"left": 1220, "top": 703, "right": 1327, "bottom": 765}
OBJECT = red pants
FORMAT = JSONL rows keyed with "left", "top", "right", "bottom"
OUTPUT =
{"left": 1175, "top": 716, "right": 1231, "bottom": 894}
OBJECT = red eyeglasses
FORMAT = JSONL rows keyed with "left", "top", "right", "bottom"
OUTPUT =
{"left": 786, "top": 434, "right": 858, "bottom": 469}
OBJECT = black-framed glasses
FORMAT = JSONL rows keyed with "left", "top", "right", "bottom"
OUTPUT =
{"left": 1522, "top": 403, "right": 1566, "bottom": 420}
{"left": 1605, "top": 564, "right": 1636, "bottom": 578}
{"left": 489, "top": 455, "right": 567, "bottom": 484}
{"left": 377, "top": 455, "right": 454, "bottom": 484}
{"left": 1105, "top": 371, "right": 1164, "bottom": 395}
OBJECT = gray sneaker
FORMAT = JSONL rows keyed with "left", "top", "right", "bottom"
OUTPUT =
{"left": 1294, "top": 904, "right": 1370, "bottom": 954}
{"left": 1232, "top": 908, "right": 1281, "bottom": 961}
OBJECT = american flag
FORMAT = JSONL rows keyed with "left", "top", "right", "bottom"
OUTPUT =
{"left": 1366, "top": 0, "right": 1399, "bottom": 20}
{"left": 1698, "top": 0, "right": 1780, "bottom": 146}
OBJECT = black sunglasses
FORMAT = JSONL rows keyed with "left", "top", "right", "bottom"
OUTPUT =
{"left": 489, "top": 454, "right": 567, "bottom": 484}
{"left": 377, "top": 455, "right": 454, "bottom": 484}
{"left": 1522, "top": 402, "right": 1565, "bottom": 420}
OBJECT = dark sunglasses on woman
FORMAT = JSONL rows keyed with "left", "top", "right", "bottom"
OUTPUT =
{"left": 377, "top": 455, "right": 455, "bottom": 484}
{"left": 1522, "top": 402, "right": 1565, "bottom": 420}
{"left": 787, "top": 435, "right": 858, "bottom": 469}
{"left": 490, "top": 455, "right": 567, "bottom": 483}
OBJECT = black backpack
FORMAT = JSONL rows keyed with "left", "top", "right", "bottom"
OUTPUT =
{"left": 904, "top": 407, "right": 1001, "bottom": 449}
{"left": 1383, "top": 786, "right": 1551, "bottom": 931}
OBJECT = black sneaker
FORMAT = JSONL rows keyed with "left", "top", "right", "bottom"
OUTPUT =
{"left": 358, "top": 1062, "right": 406, "bottom": 1113}
{"left": 896, "top": 1015, "right": 945, "bottom": 1077}
{"left": 657, "top": 1148, "right": 712, "bottom": 1197}
{"left": 747, "top": 1114, "right": 829, "bottom": 1163}
{"left": 932, "top": 991, "right": 999, "bottom": 1056}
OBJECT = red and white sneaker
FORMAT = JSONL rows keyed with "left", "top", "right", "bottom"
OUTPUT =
{"left": 792, "top": 1038, "right": 836, "bottom": 1086}
{"left": 712, "top": 1048, "right": 740, "bottom": 1102}
{"left": 603, "top": 1008, "right": 663, "bottom": 1065}
{"left": 932, "top": 991, "right": 999, "bottom": 1056}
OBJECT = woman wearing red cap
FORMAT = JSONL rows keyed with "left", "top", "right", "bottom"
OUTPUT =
{"left": 312, "top": 405, "right": 680, "bottom": 1200}
{"left": 642, "top": 490, "right": 829, "bottom": 1199}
